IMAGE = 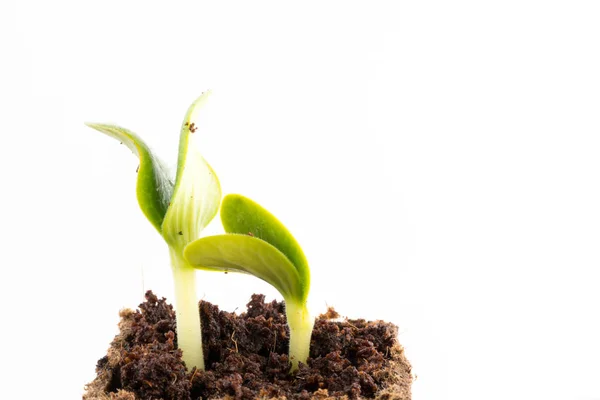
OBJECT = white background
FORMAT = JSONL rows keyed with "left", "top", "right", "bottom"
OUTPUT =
{"left": 1, "top": 1, "right": 599, "bottom": 399}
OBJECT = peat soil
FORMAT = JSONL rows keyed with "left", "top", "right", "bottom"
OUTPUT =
{"left": 84, "top": 291, "right": 412, "bottom": 400}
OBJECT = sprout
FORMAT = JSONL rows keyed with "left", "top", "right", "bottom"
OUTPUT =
{"left": 184, "top": 194, "right": 313, "bottom": 372}
{"left": 86, "top": 92, "right": 220, "bottom": 371}
{"left": 87, "top": 94, "right": 314, "bottom": 373}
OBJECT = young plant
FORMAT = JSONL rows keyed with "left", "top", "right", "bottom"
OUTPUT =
{"left": 184, "top": 194, "right": 313, "bottom": 372}
{"left": 86, "top": 93, "right": 220, "bottom": 371}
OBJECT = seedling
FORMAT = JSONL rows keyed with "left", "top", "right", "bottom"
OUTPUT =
{"left": 184, "top": 194, "right": 313, "bottom": 372}
{"left": 86, "top": 92, "right": 220, "bottom": 371}
{"left": 87, "top": 93, "right": 314, "bottom": 373}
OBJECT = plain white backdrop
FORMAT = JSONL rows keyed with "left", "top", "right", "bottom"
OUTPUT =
{"left": 1, "top": 1, "right": 599, "bottom": 399}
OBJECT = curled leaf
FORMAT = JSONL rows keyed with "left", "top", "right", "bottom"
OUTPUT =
{"left": 85, "top": 123, "right": 173, "bottom": 233}
{"left": 184, "top": 234, "right": 303, "bottom": 302}
{"left": 161, "top": 92, "right": 222, "bottom": 251}
{"left": 220, "top": 194, "right": 310, "bottom": 301}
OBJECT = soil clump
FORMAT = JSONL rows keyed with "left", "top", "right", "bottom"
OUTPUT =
{"left": 84, "top": 291, "right": 412, "bottom": 400}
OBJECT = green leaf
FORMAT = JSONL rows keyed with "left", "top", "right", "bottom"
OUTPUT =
{"left": 220, "top": 194, "right": 310, "bottom": 300}
{"left": 161, "top": 92, "right": 222, "bottom": 251}
{"left": 84, "top": 123, "right": 173, "bottom": 233}
{"left": 184, "top": 234, "right": 304, "bottom": 302}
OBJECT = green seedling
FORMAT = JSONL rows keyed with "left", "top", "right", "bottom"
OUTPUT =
{"left": 86, "top": 92, "right": 220, "bottom": 371}
{"left": 184, "top": 194, "right": 313, "bottom": 372}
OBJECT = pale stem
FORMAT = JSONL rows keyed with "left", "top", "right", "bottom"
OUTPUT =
{"left": 285, "top": 300, "right": 314, "bottom": 372}
{"left": 170, "top": 249, "right": 205, "bottom": 371}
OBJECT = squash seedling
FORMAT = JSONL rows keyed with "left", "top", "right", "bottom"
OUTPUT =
{"left": 86, "top": 92, "right": 220, "bottom": 371}
{"left": 184, "top": 194, "right": 313, "bottom": 372}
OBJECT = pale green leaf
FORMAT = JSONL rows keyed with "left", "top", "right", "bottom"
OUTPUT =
{"left": 161, "top": 92, "right": 221, "bottom": 251}
{"left": 85, "top": 123, "right": 173, "bottom": 233}
{"left": 183, "top": 234, "right": 304, "bottom": 302}
{"left": 220, "top": 194, "right": 309, "bottom": 299}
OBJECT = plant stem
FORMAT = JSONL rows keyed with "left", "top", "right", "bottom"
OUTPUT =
{"left": 170, "top": 249, "right": 205, "bottom": 371}
{"left": 285, "top": 300, "right": 314, "bottom": 372}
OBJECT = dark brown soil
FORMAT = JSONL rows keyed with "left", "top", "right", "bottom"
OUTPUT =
{"left": 84, "top": 291, "right": 412, "bottom": 400}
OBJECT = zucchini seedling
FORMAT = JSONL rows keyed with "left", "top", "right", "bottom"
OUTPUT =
{"left": 86, "top": 92, "right": 220, "bottom": 371}
{"left": 184, "top": 194, "right": 313, "bottom": 372}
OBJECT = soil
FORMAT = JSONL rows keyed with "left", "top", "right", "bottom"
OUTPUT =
{"left": 84, "top": 291, "right": 412, "bottom": 400}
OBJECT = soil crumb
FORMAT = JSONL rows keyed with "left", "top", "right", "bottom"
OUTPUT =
{"left": 319, "top": 306, "right": 341, "bottom": 320}
{"left": 84, "top": 291, "right": 412, "bottom": 400}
